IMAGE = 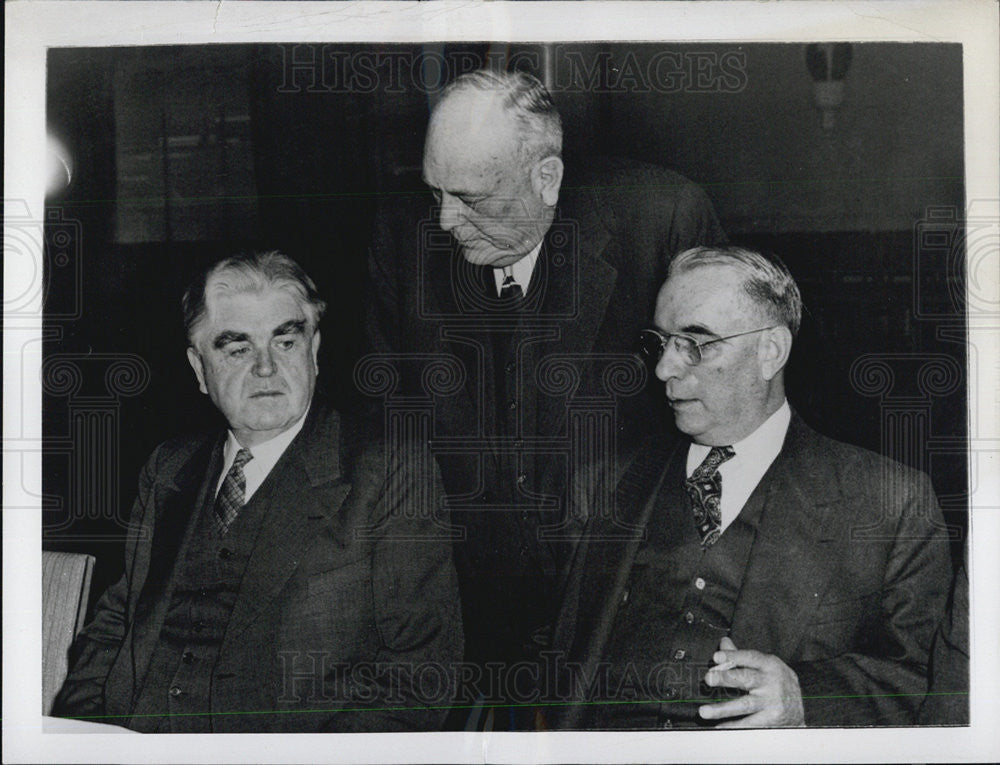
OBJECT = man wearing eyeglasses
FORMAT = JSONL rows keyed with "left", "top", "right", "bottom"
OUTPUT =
{"left": 547, "top": 245, "right": 952, "bottom": 728}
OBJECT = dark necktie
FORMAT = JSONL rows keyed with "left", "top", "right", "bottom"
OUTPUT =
{"left": 499, "top": 267, "right": 524, "bottom": 300}
{"left": 214, "top": 447, "right": 253, "bottom": 536}
{"left": 685, "top": 445, "right": 735, "bottom": 548}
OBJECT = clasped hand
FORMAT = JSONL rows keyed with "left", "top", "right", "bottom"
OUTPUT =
{"left": 697, "top": 636, "right": 805, "bottom": 727}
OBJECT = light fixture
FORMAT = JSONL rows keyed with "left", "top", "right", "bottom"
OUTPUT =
{"left": 806, "top": 43, "right": 853, "bottom": 132}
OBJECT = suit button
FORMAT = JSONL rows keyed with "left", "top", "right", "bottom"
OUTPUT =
{"left": 218, "top": 548, "right": 233, "bottom": 560}
{"left": 182, "top": 651, "right": 195, "bottom": 664}
{"left": 684, "top": 611, "right": 695, "bottom": 624}
{"left": 695, "top": 577, "right": 706, "bottom": 590}
{"left": 673, "top": 649, "right": 686, "bottom": 660}
{"left": 514, "top": 440, "right": 524, "bottom": 450}
{"left": 505, "top": 362, "right": 516, "bottom": 374}
{"left": 662, "top": 688, "right": 675, "bottom": 699}
{"left": 621, "top": 588, "right": 630, "bottom": 604}
{"left": 508, "top": 399, "right": 517, "bottom": 410}
{"left": 661, "top": 718, "right": 673, "bottom": 729}
{"left": 517, "top": 473, "right": 527, "bottom": 485}
{"left": 194, "top": 620, "right": 206, "bottom": 633}
{"left": 169, "top": 686, "right": 182, "bottom": 697}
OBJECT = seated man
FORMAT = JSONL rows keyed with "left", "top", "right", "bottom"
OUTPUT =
{"left": 548, "top": 245, "right": 952, "bottom": 728}
{"left": 53, "top": 251, "right": 463, "bottom": 732}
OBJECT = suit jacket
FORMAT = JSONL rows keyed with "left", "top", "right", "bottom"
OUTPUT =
{"left": 549, "top": 413, "right": 953, "bottom": 727}
{"left": 365, "top": 156, "right": 726, "bottom": 666}
{"left": 53, "top": 401, "right": 463, "bottom": 732}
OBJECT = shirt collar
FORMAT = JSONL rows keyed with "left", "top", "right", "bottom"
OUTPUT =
{"left": 687, "top": 399, "right": 791, "bottom": 475}
{"left": 492, "top": 240, "right": 543, "bottom": 296}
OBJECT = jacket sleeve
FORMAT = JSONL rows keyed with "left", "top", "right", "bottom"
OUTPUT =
{"left": 323, "top": 443, "right": 464, "bottom": 732}
{"left": 50, "top": 446, "right": 160, "bottom": 719}
{"left": 792, "top": 470, "right": 953, "bottom": 725}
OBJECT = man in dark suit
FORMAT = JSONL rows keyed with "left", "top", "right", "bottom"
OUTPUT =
{"left": 547, "top": 245, "right": 952, "bottom": 728}
{"left": 365, "top": 69, "right": 725, "bottom": 689}
{"left": 53, "top": 251, "right": 462, "bottom": 732}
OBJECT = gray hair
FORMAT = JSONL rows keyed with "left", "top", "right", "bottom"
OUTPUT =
{"left": 439, "top": 69, "right": 562, "bottom": 165}
{"left": 182, "top": 250, "right": 327, "bottom": 344}
{"left": 669, "top": 246, "right": 803, "bottom": 337}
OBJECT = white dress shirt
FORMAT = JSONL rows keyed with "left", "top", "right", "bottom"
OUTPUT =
{"left": 492, "top": 241, "right": 542, "bottom": 296}
{"left": 685, "top": 400, "right": 791, "bottom": 534}
{"left": 215, "top": 411, "right": 308, "bottom": 503}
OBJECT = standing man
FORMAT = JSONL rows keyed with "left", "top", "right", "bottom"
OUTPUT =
{"left": 549, "top": 246, "right": 952, "bottom": 728}
{"left": 365, "top": 69, "right": 726, "bottom": 694}
{"left": 54, "top": 251, "right": 462, "bottom": 732}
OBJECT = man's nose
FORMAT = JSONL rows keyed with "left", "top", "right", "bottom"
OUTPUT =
{"left": 654, "top": 342, "right": 687, "bottom": 382}
{"left": 252, "top": 347, "right": 276, "bottom": 377}
{"left": 438, "top": 192, "right": 465, "bottom": 232}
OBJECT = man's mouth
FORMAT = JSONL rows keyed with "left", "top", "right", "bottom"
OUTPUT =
{"left": 250, "top": 390, "right": 284, "bottom": 399}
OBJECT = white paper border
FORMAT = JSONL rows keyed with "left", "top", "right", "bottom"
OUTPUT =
{"left": 4, "top": 2, "right": 998, "bottom": 762}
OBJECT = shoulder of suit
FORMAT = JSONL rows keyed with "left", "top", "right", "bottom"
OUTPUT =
{"left": 787, "top": 414, "right": 932, "bottom": 494}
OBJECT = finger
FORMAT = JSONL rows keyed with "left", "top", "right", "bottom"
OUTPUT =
{"left": 719, "top": 636, "right": 738, "bottom": 651}
{"left": 704, "top": 666, "right": 759, "bottom": 691}
{"left": 710, "top": 648, "right": 770, "bottom": 670}
{"left": 698, "top": 693, "right": 760, "bottom": 720}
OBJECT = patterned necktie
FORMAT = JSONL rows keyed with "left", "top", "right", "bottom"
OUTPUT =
{"left": 498, "top": 267, "right": 524, "bottom": 300}
{"left": 214, "top": 447, "right": 253, "bottom": 536}
{"left": 685, "top": 445, "right": 735, "bottom": 548}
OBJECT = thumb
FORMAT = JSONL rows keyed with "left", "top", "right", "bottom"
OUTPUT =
{"left": 719, "top": 636, "right": 738, "bottom": 651}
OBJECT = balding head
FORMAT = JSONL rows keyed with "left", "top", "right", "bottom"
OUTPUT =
{"left": 422, "top": 70, "right": 564, "bottom": 268}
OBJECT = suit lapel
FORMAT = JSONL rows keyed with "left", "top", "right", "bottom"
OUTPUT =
{"left": 730, "top": 415, "right": 846, "bottom": 659}
{"left": 129, "top": 435, "right": 223, "bottom": 681}
{"left": 534, "top": 204, "right": 618, "bottom": 510}
{"left": 222, "top": 405, "right": 352, "bottom": 645}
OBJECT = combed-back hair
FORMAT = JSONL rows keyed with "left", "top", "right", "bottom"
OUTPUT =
{"left": 669, "top": 246, "right": 803, "bottom": 337}
{"left": 182, "top": 250, "right": 327, "bottom": 344}
{"left": 440, "top": 68, "right": 562, "bottom": 165}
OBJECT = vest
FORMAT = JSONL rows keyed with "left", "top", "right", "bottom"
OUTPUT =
{"left": 128, "top": 462, "right": 272, "bottom": 732}
{"left": 591, "top": 453, "right": 767, "bottom": 729}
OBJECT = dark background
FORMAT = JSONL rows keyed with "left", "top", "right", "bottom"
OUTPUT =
{"left": 42, "top": 43, "right": 968, "bottom": 603}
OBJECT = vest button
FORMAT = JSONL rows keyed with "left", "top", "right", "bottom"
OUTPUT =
{"left": 673, "top": 649, "right": 686, "bottom": 660}
{"left": 661, "top": 718, "right": 673, "bottom": 729}
{"left": 695, "top": 577, "right": 706, "bottom": 590}
{"left": 685, "top": 611, "right": 695, "bottom": 624}
{"left": 182, "top": 651, "right": 195, "bottom": 664}
{"left": 508, "top": 399, "right": 517, "bottom": 410}
{"left": 219, "top": 547, "right": 233, "bottom": 560}
{"left": 169, "top": 686, "right": 182, "bottom": 697}
{"left": 194, "top": 620, "right": 206, "bottom": 633}
{"left": 505, "top": 362, "right": 516, "bottom": 374}
{"left": 516, "top": 473, "right": 527, "bottom": 486}
{"left": 514, "top": 440, "right": 524, "bottom": 450}
{"left": 621, "top": 588, "right": 630, "bottom": 604}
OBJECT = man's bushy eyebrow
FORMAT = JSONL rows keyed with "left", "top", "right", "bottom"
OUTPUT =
{"left": 273, "top": 320, "right": 306, "bottom": 336}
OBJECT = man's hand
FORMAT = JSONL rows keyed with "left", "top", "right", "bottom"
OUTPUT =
{"left": 697, "top": 636, "right": 805, "bottom": 728}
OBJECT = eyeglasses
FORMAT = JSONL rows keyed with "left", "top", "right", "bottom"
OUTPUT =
{"left": 637, "top": 326, "right": 778, "bottom": 366}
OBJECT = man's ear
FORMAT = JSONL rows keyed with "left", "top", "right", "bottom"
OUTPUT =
{"left": 533, "top": 156, "right": 564, "bottom": 207}
{"left": 186, "top": 346, "right": 209, "bottom": 394}
{"left": 759, "top": 325, "right": 793, "bottom": 381}
{"left": 310, "top": 329, "right": 321, "bottom": 374}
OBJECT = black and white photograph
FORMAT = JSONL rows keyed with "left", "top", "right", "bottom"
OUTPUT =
{"left": 4, "top": 2, "right": 998, "bottom": 763}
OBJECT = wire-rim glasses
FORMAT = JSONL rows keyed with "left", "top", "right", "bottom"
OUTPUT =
{"left": 638, "top": 326, "right": 778, "bottom": 366}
